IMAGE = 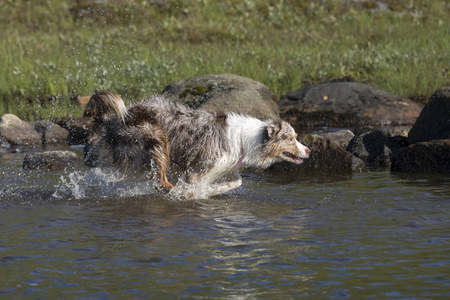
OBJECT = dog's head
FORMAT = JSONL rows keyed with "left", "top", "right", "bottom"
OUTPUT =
{"left": 262, "top": 120, "right": 310, "bottom": 164}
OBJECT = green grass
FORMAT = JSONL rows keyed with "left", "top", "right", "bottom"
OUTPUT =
{"left": 0, "top": 0, "right": 449, "bottom": 120}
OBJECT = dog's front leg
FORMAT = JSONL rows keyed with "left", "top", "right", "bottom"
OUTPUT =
{"left": 208, "top": 171, "right": 243, "bottom": 197}
{"left": 208, "top": 179, "right": 242, "bottom": 197}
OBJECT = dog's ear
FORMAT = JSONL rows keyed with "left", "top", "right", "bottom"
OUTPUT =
{"left": 263, "top": 120, "right": 282, "bottom": 142}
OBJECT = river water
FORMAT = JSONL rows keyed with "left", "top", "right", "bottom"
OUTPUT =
{"left": 1, "top": 150, "right": 449, "bottom": 298}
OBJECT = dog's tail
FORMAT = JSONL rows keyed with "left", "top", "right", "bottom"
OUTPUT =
{"left": 83, "top": 91, "right": 128, "bottom": 131}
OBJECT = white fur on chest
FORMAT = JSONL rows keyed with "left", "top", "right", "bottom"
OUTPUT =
{"left": 227, "top": 113, "right": 266, "bottom": 163}
{"left": 225, "top": 114, "right": 277, "bottom": 169}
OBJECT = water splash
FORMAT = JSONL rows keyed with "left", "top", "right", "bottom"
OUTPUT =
{"left": 168, "top": 179, "right": 215, "bottom": 200}
{"left": 53, "top": 169, "right": 224, "bottom": 201}
{"left": 53, "top": 168, "right": 158, "bottom": 200}
{"left": 2, "top": 162, "right": 238, "bottom": 202}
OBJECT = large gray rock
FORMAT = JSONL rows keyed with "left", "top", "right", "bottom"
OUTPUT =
{"left": 347, "top": 130, "right": 408, "bottom": 168}
{"left": 23, "top": 151, "right": 80, "bottom": 170}
{"left": 408, "top": 87, "right": 450, "bottom": 144}
{"left": 279, "top": 82, "right": 422, "bottom": 128}
{"left": 269, "top": 134, "right": 366, "bottom": 174}
{"left": 391, "top": 140, "right": 450, "bottom": 173}
{"left": 161, "top": 73, "right": 279, "bottom": 120}
{"left": 0, "top": 114, "right": 41, "bottom": 146}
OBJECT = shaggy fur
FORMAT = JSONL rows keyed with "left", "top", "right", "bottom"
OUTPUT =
{"left": 83, "top": 91, "right": 310, "bottom": 196}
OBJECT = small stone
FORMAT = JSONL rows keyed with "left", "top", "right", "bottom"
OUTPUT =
{"left": 312, "top": 130, "right": 355, "bottom": 149}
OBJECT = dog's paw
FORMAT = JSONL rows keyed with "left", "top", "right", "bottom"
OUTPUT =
{"left": 155, "top": 181, "right": 174, "bottom": 194}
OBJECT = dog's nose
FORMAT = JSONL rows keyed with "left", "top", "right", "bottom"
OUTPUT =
{"left": 305, "top": 148, "right": 311, "bottom": 156}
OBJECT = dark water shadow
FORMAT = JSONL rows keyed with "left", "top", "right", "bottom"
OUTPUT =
{"left": 251, "top": 170, "right": 354, "bottom": 185}
{"left": 391, "top": 171, "right": 450, "bottom": 196}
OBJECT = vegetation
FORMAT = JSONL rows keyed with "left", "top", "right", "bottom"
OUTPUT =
{"left": 0, "top": 0, "right": 448, "bottom": 120}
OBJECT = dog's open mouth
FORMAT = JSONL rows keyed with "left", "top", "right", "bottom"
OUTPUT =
{"left": 282, "top": 151, "right": 303, "bottom": 164}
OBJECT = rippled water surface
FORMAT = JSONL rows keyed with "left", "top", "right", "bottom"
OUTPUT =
{"left": 1, "top": 151, "right": 449, "bottom": 298}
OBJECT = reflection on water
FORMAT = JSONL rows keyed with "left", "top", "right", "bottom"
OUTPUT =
{"left": 1, "top": 151, "right": 450, "bottom": 298}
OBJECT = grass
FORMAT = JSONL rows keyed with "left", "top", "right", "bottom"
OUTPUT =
{"left": 0, "top": 0, "right": 448, "bottom": 120}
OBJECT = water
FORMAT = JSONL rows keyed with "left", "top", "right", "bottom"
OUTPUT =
{"left": 1, "top": 150, "right": 449, "bottom": 298}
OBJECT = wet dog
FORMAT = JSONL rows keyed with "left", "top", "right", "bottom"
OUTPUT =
{"left": 83, "top": 91, "right": 310, "bottom": 196}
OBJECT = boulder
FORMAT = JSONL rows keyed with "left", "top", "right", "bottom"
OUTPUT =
{"left": 391, "top": 140, "right": 450, "bottom": 173}
{"left": 33, "top": 121, "right": 69, "bottom": 146}
{"left": 312, "top": 130, "right": 355, "bottom": 149}
{"left": 380, "top": 126, "right": 410, "bottom": 138}
{"left": 23, "top": 151, "right": 81, "bottom": 170}
{"left": 161, "top": 73, "right": 279, "bottom": 120}
{"left": 346, "top": 130, "right": 408, "bottom": 168}
{"left": 0, "top": 114, "right": 41, "bottom": 146}
{"left": 279, "top": 82, "right": 422, "bottom": 128}
{"left": 408, "top": 87, "right": 450, "bottom": 144}
{"left": 269, "top": 134, "right": 366, "bottom": 174}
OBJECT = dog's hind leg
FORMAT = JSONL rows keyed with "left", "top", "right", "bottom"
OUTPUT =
{"left": 140, "top": 124, "right": 174, "bottom": 191}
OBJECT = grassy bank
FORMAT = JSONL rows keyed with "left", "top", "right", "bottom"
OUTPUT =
{"left": 0, "top": 0, "right": 449, "bottom": 120}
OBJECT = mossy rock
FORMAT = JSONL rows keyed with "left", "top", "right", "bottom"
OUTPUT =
{"left": 161, "top": 73, "right": 279, "bottom": 120}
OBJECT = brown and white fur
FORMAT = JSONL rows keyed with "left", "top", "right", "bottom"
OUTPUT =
{"left": 83, "top": 91, "right": 310, "bottom": 197}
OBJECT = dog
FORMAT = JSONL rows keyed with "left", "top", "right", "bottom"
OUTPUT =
{"left": 83, "top": 91, "right": 310, "bottom": 197}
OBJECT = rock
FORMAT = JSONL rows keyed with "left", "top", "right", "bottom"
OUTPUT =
{"left": 269, "top": 134, "right": 366, "bottom": 174}
{"left": 32, "top": 121, "right": 69, "bottom": 146}
{"left": 0, "top": 114, "right": 41, "bottom": 146}
{"left": 346, "top": 130, "right": 408, "bottom": 168}
{"left": 0, "top": 135, "right": 10, "bottom": 149}
{"left": 391, "top": 140, "right": 450, "bottom": 173}
{"left": 23, "top": 151, "right": 80, "bottom": 170}
{"left": 312, "top": 130, "right": 355, "bottom": 149}
{"left": 408, "top": 87, "right": 450, "bottom": 144}
{"left": 380, "top": 126, "right": 410, "bottom": 138}
{"left": 279, "top": 82, "right": 422, "bottom": 128}
{"left": 161, "top": 73, "right": 279, "bottom": 120}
